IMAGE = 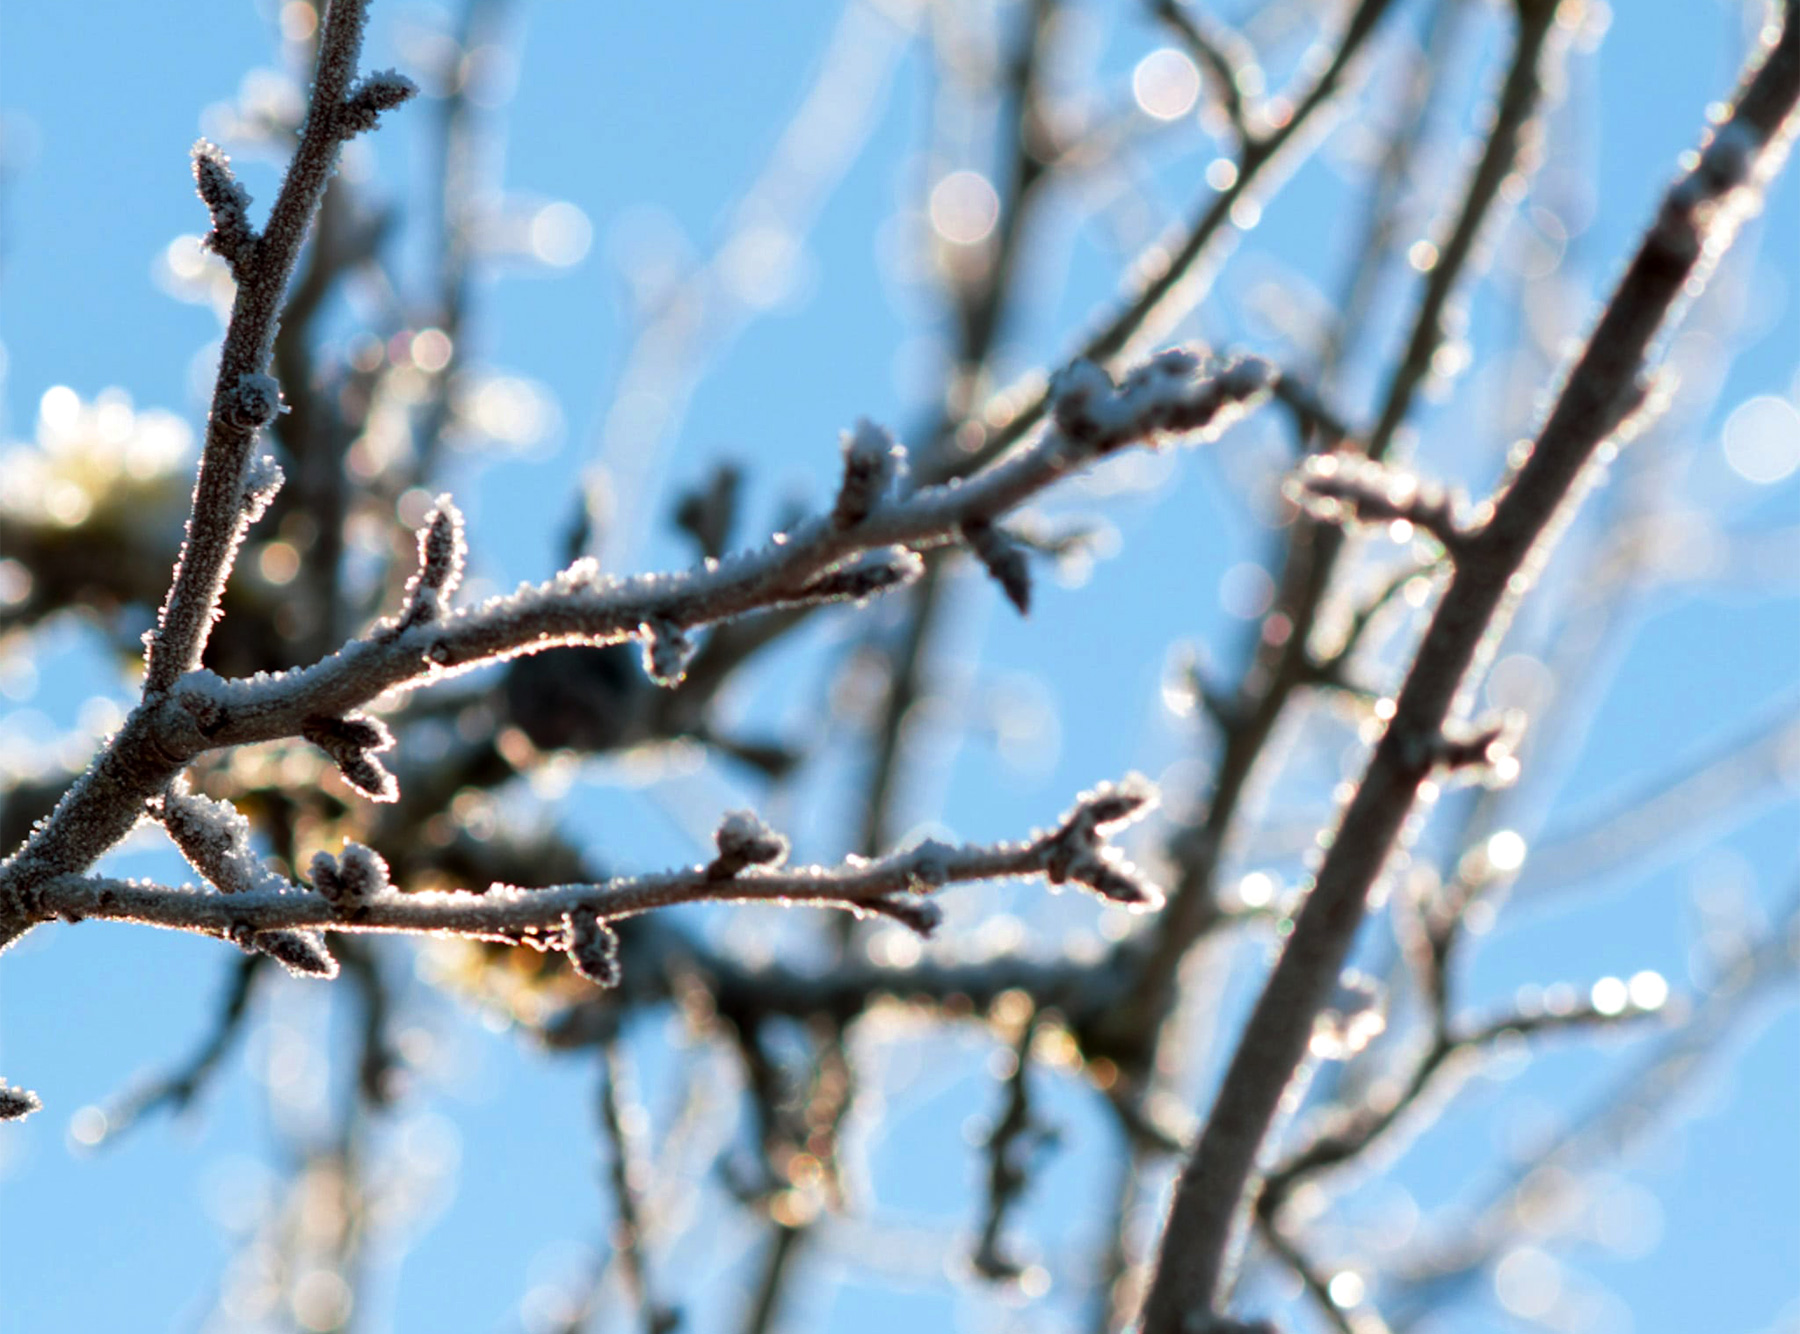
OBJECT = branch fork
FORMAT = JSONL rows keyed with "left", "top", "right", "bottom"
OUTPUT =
{"left": 1290, "top": 453, "right": 1472, "bottom": 559}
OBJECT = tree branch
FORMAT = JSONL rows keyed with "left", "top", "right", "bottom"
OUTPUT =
{"left": 16, "top": 779, "right": 1162, "bottom": 997}
{"left": 1, "top": 352, "right": 1264, "bottom": 939}
{"left": 1138, "top": 11, "right": 1800, "bottom": 1327}
{"left": 144, "top": 0, "right": 415, "bottom": 695}
{"left": 926, "top": 0, "right": 1399, "bottom": 483}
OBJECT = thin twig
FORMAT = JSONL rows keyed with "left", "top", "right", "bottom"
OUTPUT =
{"left": 923, "top": 0, "right": 1400, "bottom": 484}
{"left": 1151, "top": 0, "right": 1260, "bottom": 145}
{"left": 740, "top": 1222, "right": 808, "bottom": 1334}
{"left": 82, "top": 954, "right": 264, "bottom": 1145}
{"left": 599, "top": 1040, "right": 679, "bottom": 1334}
{"left": 1257, "top": 1216, "right": 1391, "bottom": 1334}
{"left": 972, "top": 1009, "right": 1059, "bottom": 1281}
{"left": 1360, "top": 0, "right": 1562, "bottom": 465}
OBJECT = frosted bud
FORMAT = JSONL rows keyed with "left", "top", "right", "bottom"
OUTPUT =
{"left": 641, "top": 617, "right": 693, "bottom": 688}
{"left": 0, "top": 1082, "right": 42, "bottom": 1121}
{"left": 223, "top": 373, "right": 282, "bottom": 432}
{"left": 865, "top": 894, "right": 943, "bottom": 937}
{"left": 710, "top": 810, "right": 790, "bottom": 878}
{"left": 961, "top": 518, "right": 1032, "bottom": 615}
{"left": 340, "top": 69, "right": 419, "bottom": 136}
{"left": 250, "top": 928, "right": 340, "bottom": 980}
{"left": 833, "top": 419, "right": 905, "bottom": 527}
{"left": 566, "top": 912, "right": 622, "bottom": 988}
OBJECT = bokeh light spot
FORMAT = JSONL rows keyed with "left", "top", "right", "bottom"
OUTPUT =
{"left": 1133, "top": 48, "right": 1201, "bottom": 121}
{"left": 1721, "top": 394, "right": 1800, "bottom": 484}
{"left": 929, "top": 171, "right": 1000, "bottom": 246}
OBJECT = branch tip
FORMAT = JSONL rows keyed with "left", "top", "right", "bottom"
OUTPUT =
{"left": 0, "top": 1081, "right": 42, "bottom": 1121}
{"left": 709, "top": 810, "right": 791, "bottom": 879}
{"left": 833, "top": 419, "right": 906, "bottom": 528}
{"left": 1046, "top": 774, "right": 1164, "bottom": 908}
{"left": 566, "top": 912, "right": 622, "bottom": 988}
{"left": 391, "top": 494, "right": 467, "bottom": 635}
{"left": 190, "top": 138, "right": 257, "bottom": 277}
{"left": 1051, "top": 349, "right": 1272, "bottom": 456}
{"left": 340, "top": 68, "right": 419, "bottom": 137}
{"left": 863, "top": 893, "right": 943, "bottom": 937}
{"left": 244, "top": 927, "right": 339, "bottom": 979}
{"left": 961, "top": 517, "right": 1033, "bottom": 615}
{"left": 301, "top": 713, "right": 399, "bottom": 803}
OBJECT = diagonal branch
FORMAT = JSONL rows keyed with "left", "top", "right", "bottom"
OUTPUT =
{"left": 1137, "top": 10, "right": 1800, "bottom": 1328}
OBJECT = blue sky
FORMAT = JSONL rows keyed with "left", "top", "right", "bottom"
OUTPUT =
{"left": 2, "top": 1, "right": 1796, "bottom": 1331}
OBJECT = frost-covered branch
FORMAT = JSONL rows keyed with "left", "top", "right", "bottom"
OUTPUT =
{"left": 0, "top": 351, "right": 1261, "bottom": 930}
{"left": 17, "top": 780, "right": 1162, "bottom": 993}
{"left": 0, "top": 1081, "right": 42, "bottom": 1122}
{"left": 1139, "top": 11, "right": 1800, "bottom": 1328}
{"left": 144, "top": 0, "right": 415, "bottom": 696}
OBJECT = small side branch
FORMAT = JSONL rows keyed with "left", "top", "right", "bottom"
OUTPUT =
{"left": 191, "top": 141, "right": 257, "bottom": 280}
{"left": 23, "top": 778, "right": 1164, "bottom": 992}
{"left": 1289, "top": 454, "right": 1472, "bottom": 560}
{"left": 80, "top": 954, "right": 264, "bottom": 1145}
{"left": 972, "top": 1009, "right": 1060, "bottom": 1281}
{"left": 598, "top": 1041, "right": 679, "bottom": 1334}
